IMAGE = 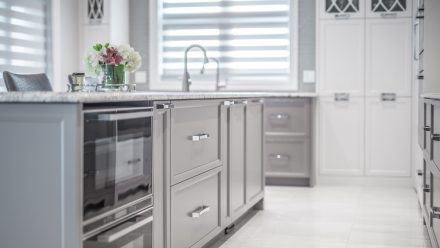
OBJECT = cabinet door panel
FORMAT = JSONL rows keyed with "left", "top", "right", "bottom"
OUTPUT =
{"left": 228, "top": 104, "right": 246, "bottom": 216}
{"left": 366, "top": 0, "right": 412, "bottom": 18}
{"left": 366, "top": 18, "right": 412, "bottom": 96}
{"left": 318, "top": 20, "right": 365, "bottom": 96}
{"left": 246, "top": 102, "right": 264, "bottom": 202}
{"left": 319, "top": 97, "right": 365, "bottom": 175}
{"left": 365, "top": 97, "right": 411, "bottom": 176}
{"left": 319, "top": 0, "right": 365, "bottom": 19}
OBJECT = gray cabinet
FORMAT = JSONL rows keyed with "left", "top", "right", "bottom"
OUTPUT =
{"left": 170, "top": 167, "right": 222, "bottom": 248}
{"left": 245, "top": 100, "right": 264, "bottom": 203}
{"left": 264, "top": 98, "right": 312, "bottom": 186}
{"left": 227, "top": 102, "right": 246, "bottom": 216}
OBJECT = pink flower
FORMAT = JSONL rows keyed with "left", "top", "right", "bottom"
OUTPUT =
{"left": 102, "top": 47, "right": 123, "bottom": 65}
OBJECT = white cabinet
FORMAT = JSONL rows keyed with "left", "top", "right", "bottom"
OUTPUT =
{"left": 318, "top": 20, "right": 365, "bottom": 96}
{"left": 366, "top": 0, "right": 412, "bottom": 18}
{"left": 365, "top": 97, "right": 412, "bottom": 176}
{"left": 366, "top": 18, "right": 413, "bottom": 96}
{"left": 319, "top": 97, "right": 365, "bottom": 175}
{"left": 319, "top": 0, "right": 365, "bottom": 19}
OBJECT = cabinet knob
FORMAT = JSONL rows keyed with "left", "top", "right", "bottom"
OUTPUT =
{"left": 191, "top": 133, "right": 210, "bottom": 141}
{"left": 432, "top": 134, "right": 440, "bottom": 141}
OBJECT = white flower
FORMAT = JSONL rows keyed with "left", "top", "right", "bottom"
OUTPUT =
{"left": 84, "top": 48, "right": 102, "bottom": 77}
{"left": 118, "top": 44, "right": 142, "bottom": 73}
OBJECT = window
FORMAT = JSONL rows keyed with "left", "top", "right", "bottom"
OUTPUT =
{"left": 150, "top": 0, "right": 298, "bottom": 90}
{"left": 0, "top": 0, "right": 50, "bottom": 90}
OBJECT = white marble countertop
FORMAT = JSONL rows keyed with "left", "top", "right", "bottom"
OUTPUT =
{"left": 0, "top": 91, "right": 317, "bottom": 103}
{"left": 422, "top": 94, "right": 440, "bottom": 100}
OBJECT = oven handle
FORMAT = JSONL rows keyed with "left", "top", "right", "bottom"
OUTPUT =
{"left": 98, "top": 111, "right": 153, "bottom": 121}
{"left": 96, "top": 211, "right": 153, "bottom": 243}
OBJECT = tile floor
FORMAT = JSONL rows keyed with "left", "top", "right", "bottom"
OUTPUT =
{"left": 218, "top": 186, "right": 431, "bottom": 248}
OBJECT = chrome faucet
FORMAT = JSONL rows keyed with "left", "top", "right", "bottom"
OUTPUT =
{"left": 209, "top": 57, "right": 226, "bottom": 91}
{"left": 182, "top": 44, "right": 209, "bottom": 92}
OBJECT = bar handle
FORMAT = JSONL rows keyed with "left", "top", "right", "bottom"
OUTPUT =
{"left": 431, "top": 207, "right": 440, "bottom": 219}
{"left": 156, "top": 103, "right": 174, "bottom": 110}
{"left": 432, "top": 134, "right": 440, "bottom": 142}
{"left": 334, "top": 93, "right": 350, "bottom": 102}
{"left": 191, "top": 206, "right": 210, "bottom": 218}
{"left": 417, "top": 169, "right": 423, "bottom": 176}
{"left": 335, "top": 13, "right": 350, "bottom": 19}
{"left": 191, "top": 133, "right": 210, "bottom": 141}
{"left": 381, "top": 12, "right": 398, "bottom": 18}
{"left": 424, "top": 126, "right": 431, "bottom": 132}
{"left": 423, "top": 184, "right": 431, "bottom": 193}
{"left": 98, "top": 111, "right": 153, "bottom": 121}
{"left": 381, "top": 93, "right": 397, "bottom": 102}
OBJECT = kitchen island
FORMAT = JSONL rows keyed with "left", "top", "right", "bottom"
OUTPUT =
{"left": 0, "top": 91, "right": 315, "bottom": 248}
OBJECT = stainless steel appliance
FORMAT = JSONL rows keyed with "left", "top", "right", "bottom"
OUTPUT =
{"left": 82, "top": 102, "right": 153, "bottom": 247}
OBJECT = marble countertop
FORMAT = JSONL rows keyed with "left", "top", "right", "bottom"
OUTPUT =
{"left": 422, "top": 94, "right": 440, "bottom": 100}
{"left": 0, "top": 91, "right": 317, "bottom": 103}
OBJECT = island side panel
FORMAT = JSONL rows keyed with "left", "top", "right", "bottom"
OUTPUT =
{"left": 0, "top": 103, "right": 82, "bottom": 248}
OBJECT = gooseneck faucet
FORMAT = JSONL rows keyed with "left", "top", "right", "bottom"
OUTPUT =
{"left": 209, "top": 57, "right": 225, "bottom": 91}
{"left": 182, "top": 44, "right": 209, "bottom": 92}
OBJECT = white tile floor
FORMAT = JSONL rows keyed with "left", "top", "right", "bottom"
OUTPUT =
{"left": 219, "top": 186, "right": 431, "bottom": 248}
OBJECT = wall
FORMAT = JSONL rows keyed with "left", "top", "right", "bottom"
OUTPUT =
{"left": 51, "top": 0, "right": 80, "bottom": 92}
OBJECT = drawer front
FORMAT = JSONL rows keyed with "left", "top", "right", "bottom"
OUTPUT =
{"left": 424, "top": 164, "right": 432, "bottom": 217}
{"left": 170, "top": 101, "right": 221, "bottom": 184}
{"left": 265, "top": 137, "right": 310, "bottom": 178}
{"left": 265, "top": 99, "right": 311, "bottom": 135}
{"left": 170, "top": 168, "right": 221, "bottom": 248}
{"left": 433, "top": 104, "right": 440, "bottom": 167}
{"left": 431, "top": 171, "right": 440, "bottom": 239}
{"left": 425, "top": 102, "right": 432, "bottom": 155}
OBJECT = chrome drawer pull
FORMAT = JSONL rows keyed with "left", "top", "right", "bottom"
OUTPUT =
{"left": 156, "top": 103, "right": 174, "bottom": 109}
{"left": 270, "top": 114, "right": 290, "bottom": 121}
{"left": 417, "top": 169, "right": 423, "bottom": 176}
{"left": 424, "top": 126, "right": 431, "bottom": 132}
{"left": 223, "top": 100, "right": 234, "bottom": 106}
{"left": 431, "top": 207, "right": 440, "bottom": 219}
{"left": 334, "top": 93, "right": 350, "bottom": 102}
{"left": 423, "top": 184, "right": 431, "bottom": 193}
{"left": 98, "top": 111, "right": 153, "bottom": 121}
{"left": 432, "top": 134, "right": 440, "bottom": 141}
{"left": 335, "top": 13, "right": 350, "bottom": 19}
{"left": 191, "top": 133, "right": 210, "bottom": 141}
{"left": 191, "top": 206, "right": 210, "bottom": 218}
{"left": 381, "top": 13, "right": 398, "bottom": 18}
{"left": 233, "top": 100, "right": 248, "bottom": 105}
{"left": 270, "top": 154, "right": 290, "bottom": 160}
{"left": 381, "top": 93, "right": 396, "bottom": 102}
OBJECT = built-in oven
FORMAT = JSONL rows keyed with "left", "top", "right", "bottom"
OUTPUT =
{"left": 82, "top": 102, "right": 153, "bottom": 244}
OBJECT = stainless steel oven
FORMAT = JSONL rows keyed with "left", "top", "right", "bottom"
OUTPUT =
{"left": 82, "top": 102, "right": 153, "bottom": 242}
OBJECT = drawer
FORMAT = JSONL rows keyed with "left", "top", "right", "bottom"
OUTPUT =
{"left": 431, "top": 170, "right": 440, "bottom": 242}
{"left": 265, "top": 137, "right": 310, "bottom": 178}
{"left": 433, "top": 104, "right": 440, "bottom": 167}
{"left": 264, "top": 98, "right": 311, "bottom": 135}
{"left": 424, "top": 102, "right": 432, "bottom": 155}
{"left": 424, "top": 162, "right": 431, "bottom": 217}
{"left": 170, "top": 100, "right": 222, "bottom": 184}
{"left": 170, "top": 167, "right": 222, "bottom": 248}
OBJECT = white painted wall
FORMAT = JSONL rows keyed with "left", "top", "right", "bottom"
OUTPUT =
{"left": 51, "top": 0, "right": 80, "bottom": 92}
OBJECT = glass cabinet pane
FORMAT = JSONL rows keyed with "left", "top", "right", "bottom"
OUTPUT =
{"left": 372, "top": 0, "right": 406, "bottom": 12}
{"left": 326, "top": 0, "right": 360, "bottom": 13}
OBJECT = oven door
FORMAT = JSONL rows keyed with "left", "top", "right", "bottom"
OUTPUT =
{"left": 83, "top": 109, "right": 153, "bottom": 221}
{"left": 84, "top": 208, "right": 153, "bottom": 248}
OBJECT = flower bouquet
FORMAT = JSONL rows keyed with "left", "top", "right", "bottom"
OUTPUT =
{"left": 84, "top": 43, "right": 141, "bottom": 86}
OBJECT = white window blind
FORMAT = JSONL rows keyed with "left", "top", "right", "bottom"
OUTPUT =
{"left": 158, "top": 0, "right": 295, "bottom": 88}
{"left": 0, "top": 0, "right": 49, "bottom": 89}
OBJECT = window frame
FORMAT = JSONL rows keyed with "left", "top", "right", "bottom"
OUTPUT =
{"left": 148, "top": 0, "right": 299, "bottom": 91}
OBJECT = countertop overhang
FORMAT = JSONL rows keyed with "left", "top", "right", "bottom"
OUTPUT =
{"left": 0, "top": 91, "right": 317, "bottom": 103}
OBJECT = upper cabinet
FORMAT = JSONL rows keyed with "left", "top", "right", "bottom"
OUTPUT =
{"left": 366, "top": 0, "right": 412, "bottom": 18}
{"left": 318, "top": 19, "right": 365, "bottom": 96}
{"left": 365, "top": 18, "right": 413, "bottom": 96}
{"left": 320, "top": 0, "right": 365, "bottom": 19}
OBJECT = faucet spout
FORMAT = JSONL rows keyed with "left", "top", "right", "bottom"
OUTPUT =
{"left": 182, "top": 44, "right": 209, "bottom": 92}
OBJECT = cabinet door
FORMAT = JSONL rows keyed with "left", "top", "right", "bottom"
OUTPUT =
{"left": 366, "top": 18, "right": 412, "bottom": 96}
{"left": 365, "top": 97, "right": 411, "bottom": 176}
{"left": 318, "top": 20, "right": 365, "bottom": 96}
{"left": 319, "top": 96, "right": 365, "bottom": 175}
{"left": 245, "top": 100, "right": 264, "bottom": 203}
{"left": 228, "top": 103, "right": 246, "bottom": 217}
{"left": 319, "top": 0, "right": 365, "bottom": 19}
{"left": 366, "top": 0, "right": 412, "bottom": 18}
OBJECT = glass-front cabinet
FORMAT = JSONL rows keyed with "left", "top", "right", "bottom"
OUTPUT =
{"left": 366, "top": 0, "right": 412, "bottom": 17}
{"left": 320, "top": 0, "right": 365, "bottom": 19}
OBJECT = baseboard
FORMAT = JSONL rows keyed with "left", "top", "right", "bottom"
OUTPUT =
{"left": 266, "top": 177, "right": 310, "bottom": 186}
{"left": 316, "top": 175, "right": 413, "bottom": 187}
